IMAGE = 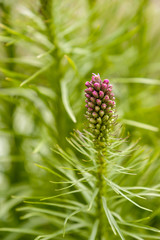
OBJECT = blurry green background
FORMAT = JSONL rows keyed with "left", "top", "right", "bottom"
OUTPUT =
{"left": 0, "top": 0, "right": 160, "bottom": 239}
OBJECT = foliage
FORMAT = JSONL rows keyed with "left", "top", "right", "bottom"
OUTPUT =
{"left": 0, "top": 0, "right": 160, "bottom": 239}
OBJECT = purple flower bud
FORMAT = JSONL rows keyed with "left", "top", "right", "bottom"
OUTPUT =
{"left": 101, "top": 83, "right": 108, "bottom": 92}
{"left": 103, "top": 95, "right": 109, "bottom": 102}
{"left": 85, "top": 93, "right": 90, "bottom": 99}
{"left": 95, "top": 106, "right": 100, "bottom": 112}
{"left": 85, "top": 81, "right": 91, "bottom": 87}
{"left": 103, "top": 79, "right": 109, "bottom": 84}
{"left": 96, "top": 99, "right": 101, "bottom": 106}
{"left": 88, "top": 107, "right": 93, "bottom": 112}
{"left": 92, "top": 112, "right": 98, "bottom": 118}
{"left": 112, "top": 101, "right": 115, "bottom": 106}
{"left": 99, "top": 91, "right": 104, "bottom": 99}
{"left": 101, "top": 103, "right": 107, "bottom": 110}
{"left": 107, "top": 88, "right": 112, "bottom": 93}
{"left": 85, "top": 99, "right": 88, "bottom": 103}
{"left": 85, "top": 87, "right": 93, "bottom": 93}
{"left": 108, "top": 84, "right": 112, "bottom": 89}
{"left": 110, "top": 93, "right": 114, "bottom": 98}
{"left": 90, "top": 97, "right": 96, "bottom": 103}
{"left": 92, "top": 90, "right": 98, "bottom": 98}
{"left": 94, "top": 83, "right": 100, "bottom": 91}
{"left": 99, "top": 110, "right": 104, "bottom": 117}
{"left": 92, "top": 73, "right": 101, "bottom": 83}
{"left": 85, "top": 104, "right": 88, "bottom": 108}
{"left": 88, "top": 102, "right": 94, "bottom": 108}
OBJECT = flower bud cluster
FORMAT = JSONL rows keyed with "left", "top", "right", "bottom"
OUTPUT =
{"left": 85, "top": 73, "right": 116, "bottom": 141}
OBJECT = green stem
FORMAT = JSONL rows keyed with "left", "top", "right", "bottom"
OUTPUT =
{"left": 96, "top": 144, "right": 108, "bottom": 240}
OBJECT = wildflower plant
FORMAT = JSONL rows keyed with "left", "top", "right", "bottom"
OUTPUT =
{"left": 11, "top": 74, "right": 159, "bottom": 240}
{"left": 0, "top": 1, "right": 160, "bottom": 240}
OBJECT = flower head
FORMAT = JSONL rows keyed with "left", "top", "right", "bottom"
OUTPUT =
{"left": 85, "top": 73, "right": 116, "bottom": 141}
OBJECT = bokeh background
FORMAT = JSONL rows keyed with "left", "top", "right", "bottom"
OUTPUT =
{"left": 0, "top": 0, "right": 160, "bottom": 239}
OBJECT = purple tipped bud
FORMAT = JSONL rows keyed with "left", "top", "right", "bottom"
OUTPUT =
{"left": 88, "top": 102, "right": 94, "bottom": 108}
{"left": 107, "top": 88, "right": 112, "bottom": 93}
{"left": 88, "top": 107, "right": 93, "bottom": 112}
{"left": 101, "top": 103, "right": 107, "bottom": 110}
{"left": 94, "top": 83, "right": 100, "bottom": 91}
{"left": 96, "top": 99, "right": 101, "bottom": 106}
{"left": 99, "top": 91, "right": 104, "bottom": 99}
{"left": 92, "top": 73, "right": 101, "bottom": 83}
{"left": 95, "top": 106, "right": 100, "bottom": 112}
{"left": 108, "top": 84, "right": 112, "bottom": 89}
{"left": 103, "top": 95, "right": 109, "bottom": 102}
{"left": 85, "top": 81, "right": 91, "bottom": 87}
{"left": 92, "top": 112, "right": 98, "bottom": 118}
{"left": 99, "top": 110, "right": 104, "bottom": 117}
{"left": 110, "top": 93, "right": 114, "bottom": 98}
{"left": 85, "top": 87, "right": 93, "bottom": 93}
{"left": 85, "top": 99, "right": 88, "bottom": 103}
{"left": 101, "top": 83, "right": 108, "bottom": 92}
{"left": 85, "top": 104, "right": 88, "bottom": 108}
{"left": 92, "top": 90, "right": 98, "bottom": 98}
{"left": 85, "top": 93, "right": 90, "bottom": 99}
{"left": 103, "top": 79, "right": 109, "bottom": 84}
{"left": 108, "top": 100, "right": 112, "bottom": 105}
{"left": 112, "top": 101, "right": 115, "bottom": 106}
{"left": 90, "top": 97, "right": 96, "bottom": 103}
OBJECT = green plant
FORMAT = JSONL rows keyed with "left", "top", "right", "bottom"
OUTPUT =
{"left": 0, "top": 0, "right": 160, "bottom": 239}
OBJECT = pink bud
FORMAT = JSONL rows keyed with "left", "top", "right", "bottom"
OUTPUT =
{"left": 103, "top": 95, "right": 109, "bottom": 102}
{"left": 99, "top": 110, "right": 104, "bottom": 117}
{"left": 85, "top": 87, "right": 93, "bottom": 93}
{"left": 99, "top": 91, "right": 104, "bottom": 99}
{"left": 92, "top": 112, "right": 98, "bottom": 118}
{"left": 101, "top": 103, "right": 107, "bottom": 110}
{"left": 88, "top": 107, "right": 93, "bottom": 112}
{"left": 85, "top": 99, "right": 88, "bottom": 103}
{"left": 85, "top": 81, "right": 91, "bottom": 87}
{"left": 103, "top": 79, "right": 109, "bottom": 84}
{"left": 101, "top": 83, "right": 108, "bottom": 92}
{"left": 95, "top": 106, "right": 100, "bottom": 112}
{"left": 94, "top": 83, "right": 100, "bottom": 91}
{"left": 96, "top": 99, "right": 101, "bottom": 106}
{"left": 92, "top": 90, "right": 98, "bottom": 98}
{"left": 85, "top": 93, "right": 90, "bottom": 99}
{"left": 88, "top": 102, "right": 94, "bottom": 108}
{"left": 90, "top": 97, "right": 96, "bottom": 103}
{"left": 85, "top": 104, "right": 88, "bottom": 108}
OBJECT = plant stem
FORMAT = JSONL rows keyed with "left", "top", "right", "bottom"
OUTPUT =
{"left": 96, "top": 144, "right": 108, "bottom": 240}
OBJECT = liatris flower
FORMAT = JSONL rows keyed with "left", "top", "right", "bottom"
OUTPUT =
{"left": 85, "top": 73, "right": 116, "bottom": 141}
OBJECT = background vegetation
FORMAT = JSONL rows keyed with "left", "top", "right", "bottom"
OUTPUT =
{"left": 0, "top": 0, "right": 160, "bottom": 239}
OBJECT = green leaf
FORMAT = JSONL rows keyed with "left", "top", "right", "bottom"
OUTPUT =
{"left": 60, "top": 79, "right": 77, "bottom": 123}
